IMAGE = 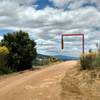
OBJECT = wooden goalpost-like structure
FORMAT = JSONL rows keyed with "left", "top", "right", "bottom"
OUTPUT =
{"left": 61, "top": 33, "right": 85, "bottom": 55}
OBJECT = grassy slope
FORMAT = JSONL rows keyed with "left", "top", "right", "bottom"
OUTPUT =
{"left": 61, "top": 62, "right": 100, "bottom": 100}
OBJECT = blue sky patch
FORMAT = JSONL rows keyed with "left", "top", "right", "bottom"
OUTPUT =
{"left": 35, "top": 0, "right": 53, "bottom": 10}
{"left": 0, "top": 29, "right": 13, "bottom": 36}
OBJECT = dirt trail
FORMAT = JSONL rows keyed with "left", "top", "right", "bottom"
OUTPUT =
{"left": 0, "top": 61, "right": 77, "bottom": 100}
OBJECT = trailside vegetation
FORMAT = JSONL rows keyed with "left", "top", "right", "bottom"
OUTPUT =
{"left": 0, "top": 46, "right": 13, "bottom": 75}
{"left": 0, "top": 30, "right": 37, "bottom": 71}
{"left": 80, "top": 44, "right": 100, "bottom": 70}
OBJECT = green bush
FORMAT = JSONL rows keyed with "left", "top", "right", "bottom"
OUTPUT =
{"left": 1, "top": 30, "right": 37, "bottom": 71}
{"left": 0, "top": 67, "right": 13, "bottom": 75}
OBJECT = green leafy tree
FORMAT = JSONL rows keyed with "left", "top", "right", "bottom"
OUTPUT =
{"left": 1, "top": 31, "right": 37, "bottom": 71}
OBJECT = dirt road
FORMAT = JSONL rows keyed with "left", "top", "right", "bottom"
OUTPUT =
{"left": 0, "top": 61, "right": 77, "bottom": 100}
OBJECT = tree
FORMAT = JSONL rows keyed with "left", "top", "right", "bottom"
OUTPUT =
{"left": 1, "top": 30, "right": 37, "bottom": 71}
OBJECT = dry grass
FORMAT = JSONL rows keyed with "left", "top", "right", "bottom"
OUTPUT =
{"left": 61, "top": 63, "right": 100, "bottom": 100}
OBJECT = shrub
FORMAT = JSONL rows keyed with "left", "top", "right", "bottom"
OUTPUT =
{"left": 0, "top": 46, "right": 9, "bottom": 55}
{"left": 0, "top": 46, "right": 9, "bottom": 67}
{"left": 93, "top": 55, "right": 100, "bottom": 69}
{"left": 0, "top": 46, "right": 12, "bottom": 75}
{"left": 80, "top": 52, "right": 96, "bottom": 70}
{"left": 0, "top": 67, "right": 13, "bottom": 75}
{"left": 48, "top": 57, "right": 58, "bottom": 62}
{"left": 1, "top": 31, "right": 37, "bottom": 71}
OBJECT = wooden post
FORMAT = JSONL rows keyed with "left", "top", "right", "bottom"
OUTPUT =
{"left": 61, "top": 35, "right": 64, "bottom": 49}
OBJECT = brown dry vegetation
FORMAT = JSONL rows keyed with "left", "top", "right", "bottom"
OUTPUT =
{"left": 61, "top": 63, "right": 100, "bottom": 100}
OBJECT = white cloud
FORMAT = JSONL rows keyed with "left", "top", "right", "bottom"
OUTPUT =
{"left": 0, "top": 0, "right": 100, "bottom": 56}
{"left": 49, "top": 0, "right": 69, "bottom": 8}
{"left": 0, "top": 36, "right": 3, "bottom": 41}
{"left": 0, "top": 0, "right": 36, "bottom": 6}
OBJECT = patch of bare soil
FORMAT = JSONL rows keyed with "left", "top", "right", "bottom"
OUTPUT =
{"left": 61, "top": 64, "right": 100, "bottom": 100}
{"left": 0, "top": 61, "right": 77, "bottom": 100}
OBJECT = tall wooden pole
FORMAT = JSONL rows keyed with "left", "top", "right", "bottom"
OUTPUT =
{"left": 82, "top": 33, "right": 84, "bottom": 55}
{"left": 61, "top": 35, "right": 64, "bottom": 49}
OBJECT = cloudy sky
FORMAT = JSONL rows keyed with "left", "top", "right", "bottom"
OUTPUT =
{"left": 0, "top": 0, "right": 100, "bottom": 57}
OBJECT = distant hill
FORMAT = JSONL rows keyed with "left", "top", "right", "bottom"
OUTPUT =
{"left": 54, "top": 55, "right": 79, "bottom": 61}
{"left": 32, "top": 54, "right": 79, "bottom": 66}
